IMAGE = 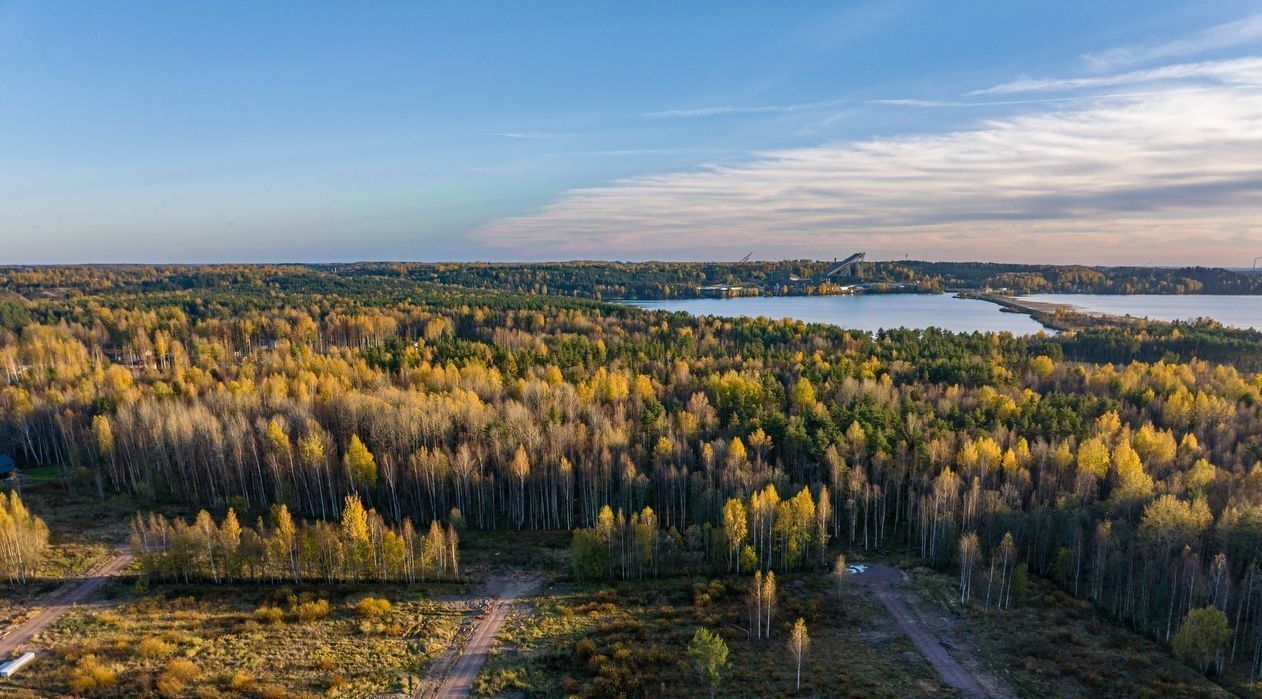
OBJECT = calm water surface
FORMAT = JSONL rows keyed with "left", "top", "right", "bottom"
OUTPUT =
{"left": 625, "top": 294, "right": 1048, "bottom": 334}
{"left": 1021, "top": 294, "right": 1262, "bottom": 330}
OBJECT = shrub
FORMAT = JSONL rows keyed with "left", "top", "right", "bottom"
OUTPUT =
{"left": 574, "top": 637, "right": 598, "bottom": 660}
{"left": 258, "top": 684, "right": 289, "bottom": 699}
{"left": 254, "top": 605, "right": 285, "bottom": 624}
{"left": 68, "top": 655, "right": 117, "bottom": 694}
{"left": 229, "top": 670, "right": 257, "bottom": 693}
{"left": 158, "top": 658, "right": 201, "bottom": 695}
{"left": 157, "top": 675, "right": 187, "bottom": 698}
{"left": 136, "top": 636, "right": 175, "bottom": 659}
{"left": 164, "top": 658, "right": 201, "bottom": 683}
{"left": 1173, "top": 606, "right": 1232, "bottom": 674}
{"left": 293, "top": 599, "right": 331, "bottom": 622}
{"left": 355, "top": 596, "right": 393, "bottom": 619}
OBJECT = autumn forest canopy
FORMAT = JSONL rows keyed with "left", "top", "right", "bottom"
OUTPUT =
{"left": 3, "top": 262, "right": 1262, "bottom": 687}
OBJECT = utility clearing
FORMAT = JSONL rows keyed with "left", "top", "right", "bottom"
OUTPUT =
{"left": 853, "top": 563, "right": 1012, "bottom": 698}
{"left": 417, "top": 573, "right": 542, "bottom": 699}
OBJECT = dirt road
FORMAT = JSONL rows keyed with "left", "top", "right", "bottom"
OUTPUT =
{"left": 0, "top": 551, "right": 133, "bottom": 657}
{"left": 418, "top": 574, "right": 541, "bottom": 699}
{"left": 854, "top": 563, "right": 990, "bottom": 698}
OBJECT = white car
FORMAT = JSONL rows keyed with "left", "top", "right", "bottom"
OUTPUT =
{"left": 846, "top": 564, "right": 868, "bottom": 575}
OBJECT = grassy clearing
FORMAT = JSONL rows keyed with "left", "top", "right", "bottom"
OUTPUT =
{"left": 460, "top": 529, "right": 572, "bottom": 577}
{"left": 10, "top": 479, "right": 139, "bottom": 543}
{"left": 908, "top": 564, "right": 1232, "bottom": 698}
{"left": 2, "top": 582, "right": 471, "bottom": 698}
{"left": 0, "top": 480, "right": 124, "bottom": 611}
{"left": 474, "top": 573, "right": 947, "bottom": 699}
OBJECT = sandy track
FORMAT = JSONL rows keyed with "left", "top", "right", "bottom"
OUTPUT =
{"left": 855, "top": 563, "right": 990, "bottom": 698}
{"left": 418, "top": 574, "right": 541, "bottom": 699}
{"left": 0, "top": 551, "right": 133, "bottom": 657}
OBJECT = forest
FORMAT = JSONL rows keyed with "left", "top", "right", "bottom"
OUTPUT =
{"left": 4, "top": 261, "right": 1260, "bottom": 304}
{"left": 3, "top": 263, "right": 1262, "bottom": 693}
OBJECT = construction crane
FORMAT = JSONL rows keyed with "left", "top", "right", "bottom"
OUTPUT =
{"left": 736, "top": 252, "right": 753, "bottom": 264}
{"left": 1254, "top": 255, "right": 1262, "bottom": 269}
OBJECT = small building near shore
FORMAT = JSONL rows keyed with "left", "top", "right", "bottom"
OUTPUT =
{"left": 0, "top": 455, "right": 15, "bottom": 480}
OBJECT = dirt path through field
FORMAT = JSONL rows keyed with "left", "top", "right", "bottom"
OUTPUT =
{"left": 854, "top": 563, "right": 995, "bottom": 698}
{"left": 416, "top": 573, "right": 541, "bottom": 699}
{"left": 0, "top": 550, "right": 133, "bottom": 657}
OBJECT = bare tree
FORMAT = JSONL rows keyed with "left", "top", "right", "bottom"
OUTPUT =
{"left": 958, "top": 531, "right": 980, "bottom": 604}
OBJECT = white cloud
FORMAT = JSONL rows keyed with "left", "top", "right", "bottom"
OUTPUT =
{"left": 972, "top": 56, "right": 1262, "bottom": 95}
{"left": 1083, "top": 12, "right": 1262, "bottom": 70}
{"left": 472, "top": 82, "right": 1262, "bottom": 264}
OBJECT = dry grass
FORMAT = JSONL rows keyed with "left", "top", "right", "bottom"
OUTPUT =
{"left": 2, "top": 583, "right": 469, "bottom": 698}
{"left": 907, "top": 564, "right": 1233, "bottom": 698}
{"left": 474, "top": 573, "right": 947, "bottom": 698}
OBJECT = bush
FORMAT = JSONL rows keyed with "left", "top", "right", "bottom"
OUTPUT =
{"left": 355, "top": 596, "right": 393, "bottom": 619}
{"left": 258, "top": 684, "right": 289, "bottom": 699}
{"left": 136, "top": 636, "right": 175, "bottom": 659}
{"left": 1173, "top": 606, "right": 1232, "bottom": 674}
{"left": 68, "top": 655, "right": 117, "bottom": 694}
{"left": 293, "top": 599, "right": 331, "bottom": 622}
{"left": 574, "top": 637, "right": 598, "bottom": 660}
{"left": 229, "top": 670, "right": 257, "bottom": 693}
{"left": 254, "top": 605, "right": 285, "bottom": 624}
{"left": 156, "top": 657, "right": 201, "bottom": 696}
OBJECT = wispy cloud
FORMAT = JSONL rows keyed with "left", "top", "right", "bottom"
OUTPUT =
{"left": 972, "top": 56, "right": 1262, "bottom": 95}
{"left": 645, "top": 99, "right": 849, "bottom": 119}
{"left": 484, "top": 132, "right": 577, "bottom": 140}
{"left": 473, "top": 80, "right": 1262, "bottom": 263}
{"left": 869, "top": 96, "right": 1084, "bottom": 108}
{"left": 649, "top": 95, "right": 1079, "bottom": 118}
{"left": 1083, "top": 11, "right": 1262, "bottom": 70}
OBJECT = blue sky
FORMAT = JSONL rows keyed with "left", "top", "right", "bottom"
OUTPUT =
{"left": 3, "top": 1, "right": 1262, "bottom": 264}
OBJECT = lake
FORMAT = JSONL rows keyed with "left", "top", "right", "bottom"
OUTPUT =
{"left": 1020, "top": 294, "right": 1262, "bottom": 330}
{"left": 624, "top": 294, "right": 1049, "bottom": 335}
{"left": 625, "top": 293, "right": 1262, "bottom": 334}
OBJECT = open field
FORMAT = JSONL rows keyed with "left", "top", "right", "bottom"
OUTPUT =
{"left": 0, "top": 582, "right": 472, "bottom": 698}
{"left": 473, "top": 571, "right": 947, "bottom": 698}
{"left": 464, "top": 552, "right": 1239, "bottom": 698}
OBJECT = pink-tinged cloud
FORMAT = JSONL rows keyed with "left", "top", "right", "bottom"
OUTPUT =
{"left": 473, "top": 68, "right": 1262, "bottom": 265}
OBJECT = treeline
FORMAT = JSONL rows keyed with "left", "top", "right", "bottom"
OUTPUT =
{"left": 570, "top": 484, "right": 829, "bottom": 580}
{"left": 901, "top": 261, "right": 1262, "bottom": 295}
{"left": 3, "top": 262, "right": 1258, "bottom": 306}
{"left": 1058, "top": 321, "right": 1262, "bottom": 373}
{"left": 0, "top": 492, "right": 48, "bottom": 584}
{"left": 130, "top": 495, "right": 460, "bottom": 584}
